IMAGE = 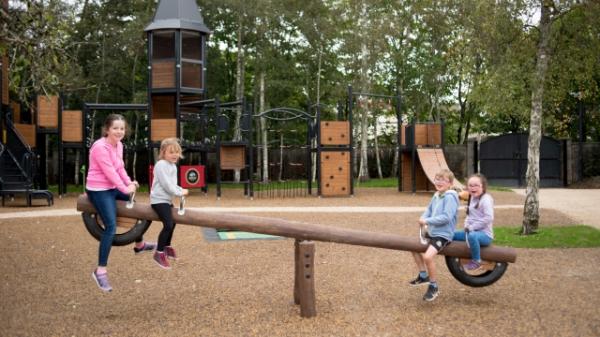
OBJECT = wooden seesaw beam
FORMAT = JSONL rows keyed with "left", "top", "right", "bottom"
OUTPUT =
{"left": 77, "top": 195, "right": 516, "bottom": 317}
{"left": 76, "top": 195, "right": 516, "bottom": 263}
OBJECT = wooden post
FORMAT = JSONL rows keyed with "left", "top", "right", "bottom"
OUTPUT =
{"left": 297, "top": 241, "right": 316, "bottom": 318}
{"left": 293, "top": 239, "right": 300, "bottom": 305}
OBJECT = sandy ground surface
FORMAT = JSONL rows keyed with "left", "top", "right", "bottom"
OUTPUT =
{"left": 1, "top": 188, "right": 600, "bottom": 336}
{"left": 513, "top": 188, "right": 600, "bottom": 229}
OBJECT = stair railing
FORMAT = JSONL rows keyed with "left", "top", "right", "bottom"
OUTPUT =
{"left": 2, "top": 114, "right": 35, "bottom": 185}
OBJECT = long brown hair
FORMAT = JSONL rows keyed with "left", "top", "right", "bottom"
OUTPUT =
{"left": 102, "top": 114, "right": 128, "bottom": 137}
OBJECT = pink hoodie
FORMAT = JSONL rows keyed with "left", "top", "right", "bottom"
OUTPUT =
{"left": 86, "top": 137, "right": 132, "bottom": 193}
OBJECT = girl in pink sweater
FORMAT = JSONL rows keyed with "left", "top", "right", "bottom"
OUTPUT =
{"left": 87, "top": 114, "right": 155, "bottom": 292}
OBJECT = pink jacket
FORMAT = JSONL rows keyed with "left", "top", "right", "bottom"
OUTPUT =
{"left": 86, "top": 137, "right": 132, "bottom": 193}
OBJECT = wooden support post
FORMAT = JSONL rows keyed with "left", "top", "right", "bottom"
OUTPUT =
{"left": 293, "top": 239, "right": 300, "bottom": 305}
{"left": 296, "top": 240, "right": 316, "bottom": 318}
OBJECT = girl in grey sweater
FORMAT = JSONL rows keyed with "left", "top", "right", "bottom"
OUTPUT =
{"left": 150, "top": 138, "right": 189, "bottom": 269}
{"left": 453, "top": 174, "right": 494, "bottom": 271}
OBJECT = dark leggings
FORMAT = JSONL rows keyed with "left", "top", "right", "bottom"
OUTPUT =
{"left": 151, "top": 203, "right": 176, "bottom": 252}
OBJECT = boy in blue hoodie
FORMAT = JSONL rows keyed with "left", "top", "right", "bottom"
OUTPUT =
{"left": 409, "top": 169, "right": 459, "bottom": 302}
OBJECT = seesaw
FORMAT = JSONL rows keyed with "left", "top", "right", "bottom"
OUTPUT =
{"left": 77, "top": 194, "right": 516, "bottom": 317}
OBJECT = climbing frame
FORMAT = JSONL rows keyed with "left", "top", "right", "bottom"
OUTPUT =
{"left": 320, "top": 151, "right": 350, "bottom": 196}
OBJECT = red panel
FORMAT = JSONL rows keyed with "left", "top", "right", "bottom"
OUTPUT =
{"left": 180, "top": 165, "right": 205, "bottom": 188}
{"left": 149, "top": 165, "right": 206, "bottom": 189}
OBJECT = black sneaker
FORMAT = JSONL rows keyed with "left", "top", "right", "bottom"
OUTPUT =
{"left": 423, "top": 284, "right": 439, "bottom": 301}
{"left": 409, "top": 275, "right": 430, "bottom": 286}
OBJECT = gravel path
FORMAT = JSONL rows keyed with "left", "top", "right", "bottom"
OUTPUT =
{"left": 1, "top": 188, "right": 599, "bottom": 336}
{"left": 513, "top": 188, "right": 600, "bottom": 229}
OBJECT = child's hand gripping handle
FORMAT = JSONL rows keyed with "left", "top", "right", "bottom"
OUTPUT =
{"left": 126, "top": 192, "right": 136, "bottom": 209}
{"left": 419, "top": 223, "right": 429, "bottom": 245}
{"left": 178, "top": 196, "right": 186, "bottom": 215}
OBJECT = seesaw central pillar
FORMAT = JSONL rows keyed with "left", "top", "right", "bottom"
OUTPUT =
{"left": 294, "top": 240, "right": 316, "bottom": 318}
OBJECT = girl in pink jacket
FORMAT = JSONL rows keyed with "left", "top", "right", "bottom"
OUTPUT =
{"left": 87, "top": 114, "right": 155, "bottom": 292}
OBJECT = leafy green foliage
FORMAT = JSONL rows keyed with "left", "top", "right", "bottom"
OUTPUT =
{"left": 3, "top": 0, "right": 600, "bottom": 145}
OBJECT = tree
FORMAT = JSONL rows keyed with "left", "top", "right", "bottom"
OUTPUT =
{"left": 522, "top": 0, "right": 590, "bottom": 234}
{"left": 1, "top": 0, "right": 81, "bottom": 106}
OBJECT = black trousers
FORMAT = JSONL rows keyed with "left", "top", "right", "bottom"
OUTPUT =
{"left": 151, "top": 203, "right": 177, "bottom": 252}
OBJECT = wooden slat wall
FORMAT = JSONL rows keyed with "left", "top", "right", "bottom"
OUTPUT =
{"left": 10, "top": 101, "right": 20, "bottom": 122}
{"left": 62, "top": 110, "right": 83, "bottom": 142}
{"left": 151, "top": 119, "right": 177, "bottom": 141}
{"left": 401, "top": 152, "right": 432, "bottom": 192}
{"left": 414, "top": 124, "right": 428, "bottom": 146}
{"left": 14, "top": 123, "right": 36, "bottom": 147}
{"left": 151, "top": 95, "right": 175, "bottom": 119}
{"left": 181, "top": 62, "right": 202, "bottom": 89}
{"left": 400, "top": 124, "right": 407, "bottom": 146}
{"left": 152, "top": 61, "right": 175, "bottom": 88}
{"left": 220, "top": 146, "right": 246, "bottom": 170}
{"left": 427, "top": 124, "right": 442, "bottom": 145}
{"left": 37, "top": 95, "right": 59, "bottom": 128}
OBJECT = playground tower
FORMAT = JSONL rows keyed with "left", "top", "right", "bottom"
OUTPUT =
{"left": 145, "top": 0, "right": 210, "bottom": 148}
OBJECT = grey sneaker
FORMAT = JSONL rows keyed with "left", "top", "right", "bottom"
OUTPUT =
{"left": 423, "top": 284, "right": 439, "bottom": 301}
{"left": 92, "top": 270, "right": 112, "bottom": 292}
{"left": 134, "top": 242, "right": 156, "bottom": 254}
{"left": 409, "top": 275, "right": 430, "bottom": 286}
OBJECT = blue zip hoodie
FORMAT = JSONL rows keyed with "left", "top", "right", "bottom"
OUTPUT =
{"left": 421, "top": 189, "right": 459, "bottom": 241}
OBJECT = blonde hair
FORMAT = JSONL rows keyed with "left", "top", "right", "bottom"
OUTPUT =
{"left": 158, "top": 138, "right": 183, "bottom": 160}
{"left": 435, "top": 169, "right": 455, "bottom": 183}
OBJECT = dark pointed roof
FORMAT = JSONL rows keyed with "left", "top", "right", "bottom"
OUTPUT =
{"left": 144, "top": 0, "right": 211, "bottom": 33}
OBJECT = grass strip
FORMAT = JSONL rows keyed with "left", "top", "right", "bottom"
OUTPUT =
{"left": 494, "top": 225, "right": 600, "bottom": 248}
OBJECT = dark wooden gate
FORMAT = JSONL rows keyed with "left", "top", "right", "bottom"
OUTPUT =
{"left": 479, "top": 133, "right": 563, "bottom": 187}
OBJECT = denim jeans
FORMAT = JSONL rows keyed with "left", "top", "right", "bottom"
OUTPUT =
{"left": 453, "top": 230, "right": 493, "bottom": 262}
{"left": 86, "top": 189, "right": 133, "bottom": 266}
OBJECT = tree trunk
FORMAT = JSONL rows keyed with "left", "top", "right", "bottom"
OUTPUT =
{"left": 522, "top": 1, "right": 551, "bottom": 235}
{"left": 132, "top": 112, "right": 139, "bottom": 181}
{"left": 457, "top": 77, "right": 466, "bottom": 144}
{"left": 374, "top": 119, "right": 382, "bottom": 179}
{"left": 357, "top": 1, "right": 370, "bottom": 182}
{"left": 312, "top": 49, "right": 322, "bottom": 183}
{"left": 278, "top": 132, "right": 283, "bottom": 181}
{"left": 233, "top": 13, "right": 245, "bottom": 183}
{"left": 131, "top": 54, "right": 138, "bottom": 181}
{"left": 259, "top": 72, "right": 269, "bottom": 182}
{"left": 392, "top": 142, "right": 399, "bottom": 177}
{"left": 74, "top": 151, "right": 80, "bottom": 185}
{"left": 359, "top": 105, "right": 369, "bottom": 181}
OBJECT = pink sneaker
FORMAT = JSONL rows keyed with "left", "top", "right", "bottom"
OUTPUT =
{"left": 164, "top": 246, "right": 178, "bottom": 260}
{"left": 153, "top": 251, "right": 171, "bottom": 270}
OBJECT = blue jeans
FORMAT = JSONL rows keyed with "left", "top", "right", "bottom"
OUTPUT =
{"left": 86, "top": 189, "right": 138, "bottom": 266}
{"left": 453, "top": 230, "right": 493, "bottom": 262}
